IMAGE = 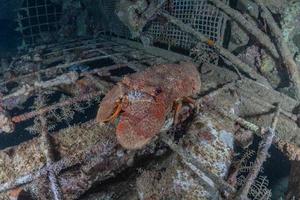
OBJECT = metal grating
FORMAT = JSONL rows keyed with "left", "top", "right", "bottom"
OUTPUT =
{"left": 15, "top": 0, "right": 228, "bottom": 61}
{"left": 100, "top": 0, "right": 228, "bottom": 55}
{"left": 16, "top": 0, "right": 62, "bottom": 45}
{"left": 0, "top": 37, "right": 180, "bottom": 199}
{"left": 148, "top": 0, "right": 227, "bottom": 49}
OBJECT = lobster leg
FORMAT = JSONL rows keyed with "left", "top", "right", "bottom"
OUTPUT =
{"left": 101, "top": 100, "right": 123, "bottom": 123}
{"left": 173, "top": 96, "right": 196, "bottom": 125}
{"left": 173, "top": 100, "right": 182, "bottom": 125}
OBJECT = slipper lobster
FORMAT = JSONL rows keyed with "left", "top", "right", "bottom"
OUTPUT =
{"left": 96, "top": 62, "right": 201, "bottom": 149}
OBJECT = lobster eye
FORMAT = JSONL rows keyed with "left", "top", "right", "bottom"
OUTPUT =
{"left": 154, "top": 87, "right": 162, "bottom": 95}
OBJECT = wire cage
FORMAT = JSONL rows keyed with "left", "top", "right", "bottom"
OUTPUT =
{"left": 16, "top": 0, "right": 228, "bottom": 61}
{"left": 99, "top": 0, "right": 228, "bottom": 58}
{"left": 147, "top": 0, "right": 227, "bottom": 49}
{"left": 16, "top": 0, "right": 62, "bottom": 45}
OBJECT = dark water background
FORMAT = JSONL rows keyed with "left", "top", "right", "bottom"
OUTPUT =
{"left": 0, "top": 19, "right": 21, "bottom": 57}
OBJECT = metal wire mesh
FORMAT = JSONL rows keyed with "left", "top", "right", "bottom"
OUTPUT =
{"left": 100, "top": 0, "right": 228, "bottom": 56}
{"left": 17, "top": 0, "right": 62, "bottom": 45}
{"left": 149, "top": 0, "right": 227, "bottom": 48}
{"left": 16, "top": 0, "right": 228, "bottom": 62}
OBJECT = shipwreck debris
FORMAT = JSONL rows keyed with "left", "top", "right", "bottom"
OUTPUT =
{"left": 234, "top": 103, "right": 281, "bottom": 200}
{"left": 0, "top": 0, "right": 299, "bottom": 199}
{"left": 0, "top": 36, "right": 299, "bottom": 199}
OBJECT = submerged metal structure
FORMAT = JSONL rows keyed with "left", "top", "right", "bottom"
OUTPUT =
{"left": 16, "top": 0, "right": 228, "bottom": 57}
{"left": 0, "top": 35, "right": 299, "bottom": 199}
{"left": 0, "top": 0, "right": 300, "bottom": 199}
{"left": 16, "top": 0, "right": 62, "bottom": 45}
{"left": 0, "top": 36, "right": 236, "bottom": 199}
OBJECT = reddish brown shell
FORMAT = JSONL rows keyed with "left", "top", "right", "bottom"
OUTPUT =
{"left": 97, "top": 62, "right": 201, "bottom": 149}
{"left": 122, "top": 62, "right": 201, "bottom": 102}
{"left": 116, "top": 93, "right": 167, "bottom": 149}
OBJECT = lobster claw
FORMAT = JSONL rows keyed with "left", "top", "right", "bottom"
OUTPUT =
{"left": 116, "top": 94, "right": 167, "bottom": 149}
{"left": 96, "top": 83, "right": 128, "bottom": 124}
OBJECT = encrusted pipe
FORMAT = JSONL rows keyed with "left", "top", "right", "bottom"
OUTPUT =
{"left": 160, "top": 12, "right": 269, "bottom": 85}
{"left": 234, "top": 103, "right": 281, "bottom": 199}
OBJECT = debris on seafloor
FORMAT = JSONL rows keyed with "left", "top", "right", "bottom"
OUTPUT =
{"left": 0, "top": 0, "right": 300, "bottom": 199}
